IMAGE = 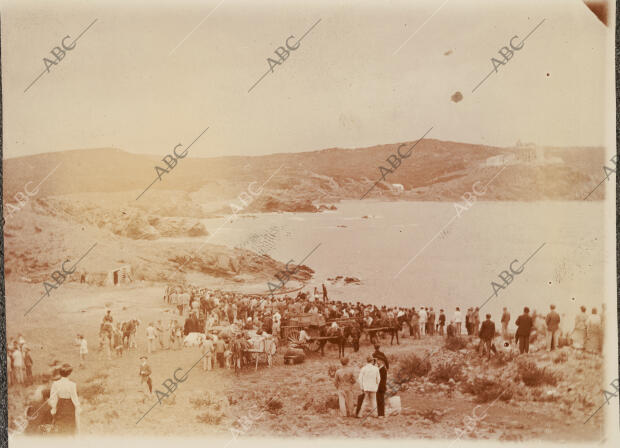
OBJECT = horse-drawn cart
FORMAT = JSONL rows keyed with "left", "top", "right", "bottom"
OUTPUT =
{"left": 282, "top": 313, "right": 326, "bottom": 353}
{"left": 365, "top": 317, "right": 400, "bottom": 345}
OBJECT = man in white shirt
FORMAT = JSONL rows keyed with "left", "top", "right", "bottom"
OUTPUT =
{"left": 298, "top": 329, "right": 311, "bottom": 343}
{"left": 419, "top": 307, "right": 428, "bottom": 336}
{"left": 146, "top": 323, "right": 157, "bottom": 353}
{"left": 357, "top": 356, "right": 380, "bottom": 418}
{"left": 453, "top": 307, "right": 462, "bottom": 335}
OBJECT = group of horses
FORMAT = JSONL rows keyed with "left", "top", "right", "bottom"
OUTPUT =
{"left": 99, "top": 319, "right": 141, "bottom": 354}
{"left": 313, "top": 316, "right": 404, "bottom": 357}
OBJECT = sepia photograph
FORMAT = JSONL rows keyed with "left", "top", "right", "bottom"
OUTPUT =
{"left": 1, "top": 0, "right": 618, "bottom": 446}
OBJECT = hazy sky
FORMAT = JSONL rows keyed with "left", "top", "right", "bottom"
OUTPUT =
{"left": 1, "top": 0, "right": 612, "bottom": 160}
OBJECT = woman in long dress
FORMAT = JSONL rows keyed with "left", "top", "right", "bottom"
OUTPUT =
{"left": 49, "top": 363, "right": 80, "bottom": 435}
{"left": 572, "top": 306, "right": 587, "bottom": 349}
{"left": 584, "top": 308, "right": 602, "bottom": 354}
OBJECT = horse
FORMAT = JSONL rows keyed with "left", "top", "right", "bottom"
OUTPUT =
{"left": 368, "top": 318, "right": 401, "bottom": 345}
{"left": 121, "top": 319, "right": 140, "bottom": 349}
{"left": 350, "top": 324, "right": 361, "bottom": 352}
{"left": 398, "top": 313, "right": 413, "bottom": 336}
{"left": 318, "top": 326, "right": 351, "bottom": 357}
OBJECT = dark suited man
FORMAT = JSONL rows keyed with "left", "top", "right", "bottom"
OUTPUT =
{"left": 515, "top": 307, "right": 533, "bottom": 354}
{"left": 479, "top": 314, "right": 497, "bottom": 359}
{"left": 372, "top": 344, "right": 389, "bottom": 370}
{"left": 375, "top": 357, "right": 388, "bottom": 417}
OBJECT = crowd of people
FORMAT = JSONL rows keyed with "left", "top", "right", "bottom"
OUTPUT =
{"left": 7, "top": 334, "right": 34, "bottom": 387}
{"left": 94, "top": 283, "right": 605, "bottom": 371}
{"left": 9, "top": 280, "right": 606, "bottom": 433}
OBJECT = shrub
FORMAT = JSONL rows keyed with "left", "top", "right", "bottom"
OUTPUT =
{"left": 553, "top": 351, "right": 568, "bottom": 364}
{"left": 462, "top": 377, "right": 513, "bottom": 403}
{"left": 396, "top": 353, "right": 431, "bottom": 381}
{"left": 445, "top": 337, "right": 468, "bottom": 351}
{"left": 266, "top": 397, "right": 283, "bottom": 415}
{"left": 491, "top": 350, "right": 515, "bottom": 367}
{"left": 325, "top": 395, "right": 339, "bottom": 410}
{"left": 518, "top": 361, "right": 558, "bottom": 387}
{"left": 430, "top": 361, "right": 465, "bottom": 384}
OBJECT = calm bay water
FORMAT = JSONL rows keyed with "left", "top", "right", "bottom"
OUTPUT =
{"left": 184, "top": 200, "right": 607, "bottom": 331}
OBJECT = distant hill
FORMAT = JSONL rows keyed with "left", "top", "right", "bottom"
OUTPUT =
{"left": 2, "top": 139, "right": 606, "bottom": 205}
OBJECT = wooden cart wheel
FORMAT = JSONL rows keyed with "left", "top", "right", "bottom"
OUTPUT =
{"left": 283, "top": 327, "right": 301, "bottom": 343}
{"left": 290, "top": 328, "right": 300, "bottom": 341}
{"left": 308, "top": 339, "right": 321, "bottom": 352}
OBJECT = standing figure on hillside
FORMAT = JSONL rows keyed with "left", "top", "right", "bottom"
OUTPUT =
{"left": 156, "top": 320, "right": 165, "bottom": 349}
{"left": 479, "top": 314, "right": 497, "bottom": 360}
{"left": 101, "top": 310, "right": 114, "bottom": 360}
{"left": 438, "top": 309, "right": 446, "bottom": 336}
{"left": 214, "top": 337, "right": 226, "bottom": 368}
{"left": 427, "top": 308, "right": 435, "bottom": 336}
{"left": 453, "top": 307, "right": 462, "bottom": 335}
{"left": 272, "top": 310, "right": 281, "bottom": 340}
{"left": 411, "top": 309, "right": 420, "bottom": 339}
{"left": 572, "top": 306, "right": 587, "bottom": 350}
{"left": 357, "top": 356, "right": 380, "bottom": 418}
{"left": 418, "top": 307, "right": 427, "bottom": 336}
{"left": 24, "top": 347, "right": 34, "bottom": 385}
{"left": 584, "top": 308, "right": 602, "bottom": 354}
{"left": 334, "top": 357, "right": 357, "bottom": 417}
{"left": 76, "top": 334, "right": 88, "bottom": 367}
{"left": 175, "top": 322, "right": 183, "bottom": 350}
{"left": 515, "top": 307, "right": 533, "bottom": 354}
{"left": 139, "top": 356, "right": 153, "bottom": 395}
{"left": 201, "top": 336, "right": 214, "bottom": 371}
{"left": 545, "top": 304, "right": 561, "bottom": 351}
{"left": 375, "top": 357, "right": 388, "bottom": 418}
{"left": 49, "top": 363, "right": 81, "bottom": 435}
{"left": 501, "top": 307, "right": 511, "bottom": 340}
{"left": 146, "top": 323, "right": 157, "bottom": 354}
{"left": 12, "top": 345, "right": 25, "bottom": 385}
{"left": 113, "top": 323, "right": 124, "bottom": 357}
{"left": 472, "top": 307, "right": 481, "bottom": 336}
{"left": 465, "top": 308, "right": 472, "bottom": 335}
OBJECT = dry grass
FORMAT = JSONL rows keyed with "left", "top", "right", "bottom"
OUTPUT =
{"left": 85, "top": 373, "right": 110, "bottom": 383}
{"left": 189, "top": 391, "right": 219, "bottom": 409}
{"left": 80, "top": 382, "right": 106, "bottom": 403}
{"left": 196, "top": 408, "right": 224, "bottom": 425}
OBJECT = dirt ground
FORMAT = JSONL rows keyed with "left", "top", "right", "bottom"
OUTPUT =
{"left": 6, "top": 281, "right": 607, "bottom": 441}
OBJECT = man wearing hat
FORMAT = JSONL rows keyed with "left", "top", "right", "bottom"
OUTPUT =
{"left": 479, "top": 314, "right": 497, "bottom": 360}
{"left": 49, "top": 363, "right": 81, "bottom": 434}
{"left": 139, "top": 356, "right": 152, "bottom": 394}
